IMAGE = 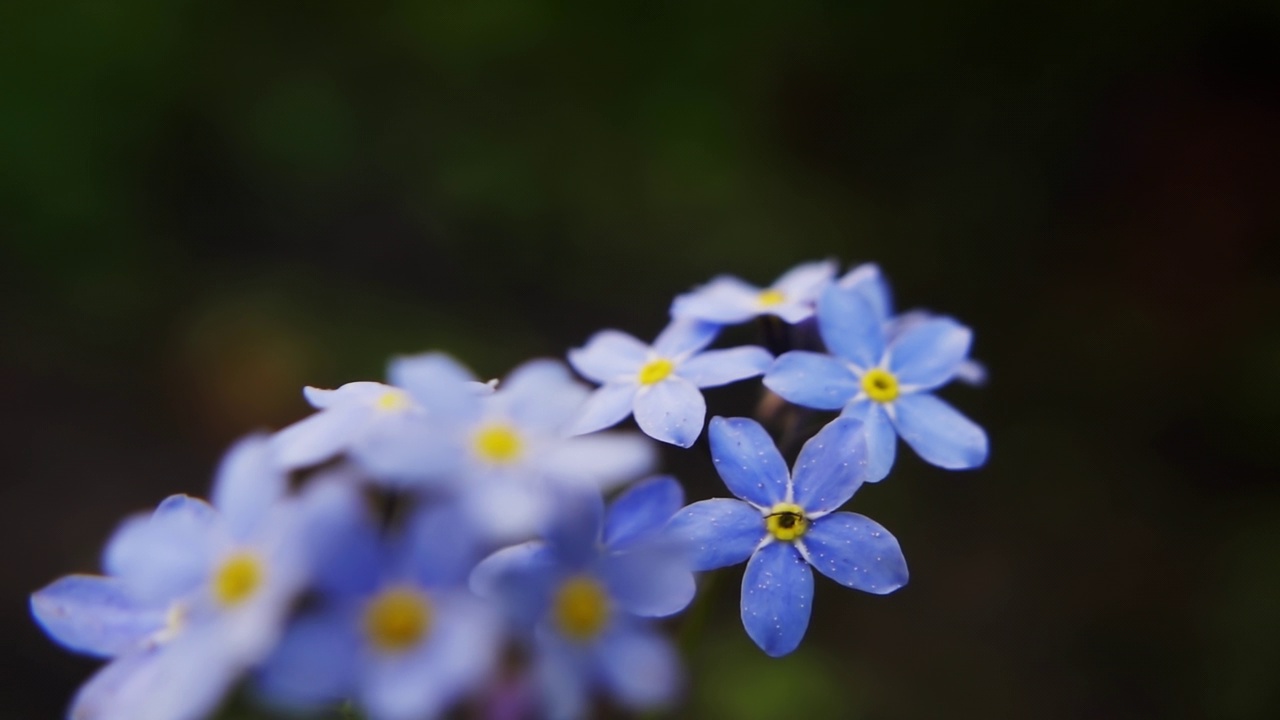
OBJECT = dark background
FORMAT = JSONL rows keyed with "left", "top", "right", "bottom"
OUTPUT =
{"left": 3, "top": 1, "right": 1279, "bottom": 718}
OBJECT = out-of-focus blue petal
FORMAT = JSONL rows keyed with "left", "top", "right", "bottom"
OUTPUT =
{"left": 837, "top": 262, "right": 893, "bottom": 321}
{"left": 740, "top": 542, "right": 814, "bottom": 657}
{"left": 349, "top": 415, "right": 458, "bottom": 486}
{"left": 302, "top": 382, "right": 385, "bottom": 410}
{"left": 800, "top": 512, "right": 908, "bottom": 594}
{"left": 270, "top": 407, "right": 365, "bottom": 471}
{"left": 565, "top": 383, "right": 638, "bottom": 436}
{"left": 103, "top": 500, "right": 215, "bottom": 604}
{"left": 670, "top": 276, "right": 761, "bottom": 324}
{"left": 255, "top": 609, "right": 359, "bottom": 709}
{"left": 386, "top": 352, "right": 477, "bottom": 410}
{"left": 773, "top": 260, "right": 837, "bottom": 300}
{"left": 955, "top": 358, "right": 988, "bottom": 386}
{"left": 816, "top": 284, "right": 885, "bottom": 369}
{"left": 296, "top": 479, "right": 383, "bottom": 597}
{"left": 763, "top": 351, "right": 860, "bottom": 410}
{"left": 30, "top": 575, "right": 166, "bottom": 658}
{"left": 679, "top": 346, "right": 772, "bottom": 388}
{"left": 888, "top": 316, "right": 972, "bottom": 391}
{"left": 211, "top": 435, "right": 286, "bottom": 539}
{"left": 891, "top": 393, "right": 988, "bottom": 469}
{"left": 469, "top": 542, "right": 555, "bottom": 602}
{"left": 633, "top": 377, "right": 706, "bottom": 448}
{"left": 652, "top": 318, "right": 719, "bottom": 358}
{"left": 597, "top": 627, "right": 680, "bottom": 710}
{"left": 152, "top": 494, "right": 217, "bottom": 525}
{"left": 496, "top": 359, "right": 590, "bottom": 431}
{"left": 604, "top": 475, "right": 684, "bottom": 550}
{"left": 401, "top": 502, "right": 485, "bottom": 588}
{"left": 546, "top": 491, "right": 605, "bottom": 568}
{"left": 535, "top": 637, "right": 591, "bottom": 720}
{"left": 666, "top": 499, "right": 764, "bottom": 571}
{"left": 841, "top": 402, "right": 896, "bottom": 482}
{"left": 604, "top": 544, "right": 694, "bottom": 617}
{"left": 363, "top": 596, "right": 500, "bottom": 720}
{"left": 544, "top": 432, "right": 655, "bottom": 492}
{"left": 568, "top": 330, "right": 648, "bottom": 384}
{"left": 707, "top": 417, "right": 789, "bottom": 507}
{"left": 461, "top": 476, "right": 555, "bottom": 544}
{"left": 791, "top": 417, "right": 869, "bottom": 514}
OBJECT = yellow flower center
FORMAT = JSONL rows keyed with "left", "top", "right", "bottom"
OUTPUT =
{"left": 211, "top": 552, "right": 264, "bottom": 608}
{"left": 637, "top": 358, "right": 675, "bottom": 386}
{"left": 473, "top": 424, "right": 524, "bottom": 464}
{"left": 363, "top": 586, "right": 433, "bottom": 654}
{"left": 552, "top": 576, "right": 610, "bottom": 642}
{"left": 757, "top": 289, "right": 786, "bottom": 307}
{"left": 861, "top": 368, "right": 900, "bottom": 403}
{"left": 765, "top": 503, "right": 809, "bottom": 542}
{"left": 375, "top": 389, "right": 412, "bottom": 412}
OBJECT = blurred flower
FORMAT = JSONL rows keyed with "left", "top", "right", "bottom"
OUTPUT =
{"left": 257, "top": 481, "right": 500, "bottom": 720}
{"left": 764, "top": 283, "right": 989, "bottom": 476}
{"left": 31, "top": 436, "right": 307, "bottom": 720}
{"left": 567, "top": 319, "right": 771, "bottom": 447}
{"left": 667, "top": 416, "right": 907, "bottom": 657}
{"left": 670, "top": 260, "right": 837, "bottom": 325}
{"left": 471, "top": 479, "right": 692, "bottom": 719}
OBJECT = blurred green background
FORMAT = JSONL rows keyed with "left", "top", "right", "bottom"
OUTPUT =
{"left": 3, "top": 1, "right": 1279, "bottom": 718}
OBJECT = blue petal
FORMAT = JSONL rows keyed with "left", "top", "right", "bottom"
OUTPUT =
{"left": 400, "top": 502, "right": 485, "bottom": 588}
{"left": 254, "top": 609, "right": 359, "bottom": 709}
{"left": 546, "top": 490, "right": 605, "bottom": 567}
{"left": 800, "top": 512, "right": 908, "bottom": 594}
{"left": 740, "top": 541, "right": 814, "bottom": 657}
{"left": 349, "top": 414, "right": 457, "bottom": 486}
{"left": 534, "top": 636, "right": 592, "bottom": 720}
{"left": 496, "top": 359, "right": 590, "bottom": 431}
{"left": 670, "top": 276, "right": 762, "bottom": 324}
{"left": 791, "top": 417, "right": 870, "bottom": 514}
{"left": 102, "top": 499, "right": 216, "bottom": 604}
{"left": 568, "top": 330, "right": 648, "bottom": 384}
{"left": 816, "top": 284, "right": 884, "bottom": 369}
{"left": 678, "top": 346, "right": 772, "bottom": 388}
{"left": 30, "top": 575, "right": 166, "bottom": 658}
{"left": 887, "top": 316, "right": 973, "bottom": 391}
{"left": 652, "top": 318, "right": 719, "bottom": 358}
{"left": 604, "top": 475, "right": 684, "bottom": 549}
{"left": 837, "top": 262, "right": 893, "bottom": 321}
{"left": 604, "top": 544, "right": 695, "bottom": 617}
{"left": 891, "top": 393, "right": 988, "bottom": 469}
{"left": 955, "top": 358, "right": 988, "bottom": 386}
{"left": 841, "top": 401, "right": 896, "bottom": 482}
{"left": 211, "top": 435, "right": 286, "bottom": 539}
{"left": 386, "top": 352, "right": 477, "bottom": 401}
{"left": 772, "top": 260, "right": 837, "bottom": 300}
{"left": 597, "top": 626, "right": 681, "bottom": 710}
{"left": 763, "top": 351, "right": 859, "bottom": 410}
{"left": 565, "top": 383, "right": 638, "bottom": 436}
{"left": 707, "top": 417, "right": 789, "bottom": 507}
{"left": 296, "top": 480, "right": 383, "bottom": 597}
{"left": 633, "top": 377, "right": 706, "bottom": 448}
{"left": 543, "top": 432, "right": 656, "bottom": 492}
{"left": 470, "top": 542, "right": 558, "bottom": 625}
{"left": 666, "top": 499, "right": 766, "bottom": 571}
{"left": 302, "top": 381, "right": 385, "bottom": 409}
{"left": 270, "top": 406, "right": 364, "bottom": 471}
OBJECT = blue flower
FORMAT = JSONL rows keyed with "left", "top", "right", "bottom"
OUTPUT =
{"left": 670, "top": 260, "right": 837, "bottom": 325}
{"left": 667, "top": 416, "right": 908, "bottom": 657}
{"left": 257, "top": 482, "right": 501, "bottom": 720}
{"left": 764, "top": 282, "right": 989, "bottom": 476}
{"left": 30, "top": 436, "right": 308, "bottom": 720}
{"left": 567, "top": 319, "right": 772, "bottom": 447}
{"left": 470, "top": 478, "right": 693, "bottom": 719}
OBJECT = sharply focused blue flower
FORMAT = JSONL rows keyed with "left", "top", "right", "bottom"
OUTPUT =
{"left": 667, "top": 416, "right": 907, "bottom": 657}
{"left": 839, "top": 262, "right": 987, "bottom": 386}
{"left": 670, "top": 260, "right": 837, "bottom": 325}
{"left": 257, "top": 481, "right": 501, "bottom": 720}
{"left": 470, "top": 478, "right": 693, "bottom": 719}
{"left": 567, "top": 319, "right": 772, "bottom": 447}
{"left": 764, "top": 283, "right": 989, "bottom": 476}
{"left": 31, "top": 436, "right": 308, "bottom": 720}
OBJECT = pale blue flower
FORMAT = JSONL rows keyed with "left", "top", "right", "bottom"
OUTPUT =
{"left": 31, "top": 436, "right": 308, "bottom": 720}
{"left": 667, "top": 417, "right": 907, "bottom": 657}
{"left": 765, "top": 282, "right": 989, "bottom": 476}
{"left": 670, "top": 260, "right": 837, "bottom": 325}
{"left": 567, "top": 319, "right": 772, "bottom": 447}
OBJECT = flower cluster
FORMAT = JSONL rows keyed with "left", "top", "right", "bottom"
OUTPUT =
{"left": 31, "top": 260, "right": 987, "bottom": 719}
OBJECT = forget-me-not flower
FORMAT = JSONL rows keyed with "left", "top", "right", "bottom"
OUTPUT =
{"left": 764, "top": 283, "right": 989, "bottom": 477}
{"left": 670, "top": 260, "right": 837, "bottom": 325}
{"left": 667, "top": 416, "right": 908, "bottom": 657}
{"left": 31, "top": 435, "right": 307, "bottom": 720}
{"left": 471, "top": 478, "right": 693, "bottom": 719}
{"left": 567, "top": 319, "right": 772, "bottom": 447}
{"left": 257, "top": 481, "right": 500, "bottom": 720}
